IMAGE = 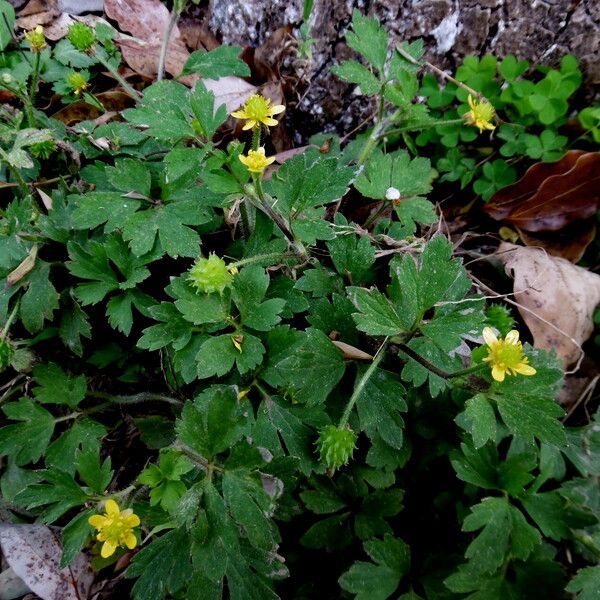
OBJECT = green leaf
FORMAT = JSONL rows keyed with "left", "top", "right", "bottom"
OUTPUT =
{"left": 357, "top": 368, "right": 406, "bottom": 450}
{"left": 393, "top": 197, "right": 437, "bottom": 239}
{"left": 182, "top": 46, "right": 250, "bottom": 78}
{"left": 195, "top": 332, "right": 265, "bottom": 379}
{"left": 354, "top": 149, "right": 433, "bottom": 200}
{"left": 46, "top": 418, "right": 106, "bottom": 475}
{"left": 59, "top": 297, "right": 92, "bottom": 356}
{"left": 346, "top": 9, "right": 389, "bottom": 73}
{"left": 232, "top": 266, "right": 285, "bottom": 331}
{"left": 462, "top": 497, "right": 540, "bottom": 574}
{"left": 70, "top": 192, "right": 141, "bottom": 232}
{"left": 348, "top": 286, "right": 410, "bottom": 336}
{"left": 254, "top": 396, "right": 327, "bottom": 476}
{"left": 123, "top": 80, "right": 196, "bottom": 142}
{"left": 176, "top": 386, "right": 250, "bottom": 459}
{"left": 122, "top": 199, "right": 206, "bottom": 258}
{"left": 128, "top": 529, "right": 191, "bottom": 600}
{"left": 327, "top": 215, "right": 375, "bottom": 284}
{"left": 222, "top": 469, "right": 275, "bottom": 550}
{"left": 566, "top": 566, "right": 600, "bottom": 600}
{"left": 295, "top": 265, "right": 343, "bottom": 297}
{"left": 265, "top": 149, "right": 355, "bottom": 215}
{"left": 76, "top": 447, "right": 113, "bottom": 494}
{"left": 339, "top": 534, "right": 410, "bottom": 600}
{"left": 462, "top": 394, "right": 497, "bottom": 449}
{"left": 262, "top": 328, "right": 345, "bottom": 406}
{"left": 106, "top": 158, "right": 151, "bottom": 196}
{"left": 0, "top": 0, "right": 15, "bottom": 50}
{"left": 494, "top": 393, "right": 566, "bottom": 447}
{"left": 20, "top": 262, "right": 59, "bottom": 333}
{"left": 189, "top": 81, "right": 228, "bottom": 140}
{"left": 0, "top": 399, "right": 55, "bottom": 465}
{"left": 15, "top": 468, "right": 89, "bottom": 523}
{"left": 138, "top": 303, "right": 193, "bottom": 351}
{"left": 332, "top": 60, "right": 381, "bottom": 95}
{"left": 32, "top": 363, "right": 87, "bottom": 408}
{"left": 61, "top": 509, "right": 94, "bottom": 567}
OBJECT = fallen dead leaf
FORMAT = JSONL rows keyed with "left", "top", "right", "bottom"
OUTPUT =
{"left": 178, "top": 17, "right": 219, "bottom": 52}
{"left": 332, "top": 340, "right": 373, "bottom": 361}
{"left": 485, "top": 151, "right": 600, "bottom": 231}
{"left": 517, "top": 220, "right": 597, "bottom": 263}
{"left": 7, "top": 245, "right": 38, "bottom": 286}
{"left": 0, "top": 524, "right": 93, "bottom": 600}
{"left": 104, "top": 0, "right": 189, "bottom": 78}
{"left": 204, "top": 76, "right": 256, "bottom": 113}
{"left": 497, "top": 242, "right": 600, "bottom": 366}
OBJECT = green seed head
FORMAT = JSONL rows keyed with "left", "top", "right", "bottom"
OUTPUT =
{"left": 67, "top": 22, "right": 96, "bottom": 51}
{"left": 316, "top": 425, "right": 357, "bottom": 470}
{"left": 29, "top": 139, "right": 56, "bottom": 159}
{"left": 187, "top": 254, "right": 234, "bottom": 295}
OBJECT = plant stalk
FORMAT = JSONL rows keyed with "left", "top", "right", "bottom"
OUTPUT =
{"left": 338, "top": 337, "right": 389, "bottom": 428}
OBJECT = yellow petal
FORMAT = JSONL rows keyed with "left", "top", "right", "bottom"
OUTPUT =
{"left": 230, "top": 109, "right": 247, "bottom": 119}
{"left": 124, "top": 514, "right": 141, "bottom": 527}
{"left": 482, "top": 327, "right": 498, "bottom": 347}
{"left": 101, "top": 540, "right": 117, "bottom": 558}
{"left": 242, "top": 120, "right": 256, "bottom": 130}
{"left": 468, "top": 95, "right": 476, "bottom": 110}
{"left": 492, "top": 364, "right": 506, "bottom": 382}
{"left": 124, "top": 532, "right": 138, "bottom": 549}
{"left": 269, "top": 104, "right": 285, "bottom": 115}
{"left": 263, "top": 117, "right": 279, "bottom": 126}
{"left": 504, "top": 330, "right": 520, "bottom": 345}
{"left": 264, "top": 156, "right": 276, "bottom": 166}
{"left": 104, "top": 499, "right": 120, "bottom": 515}
{"left": 88, "top": 515, "right": 107, "bottom": 528}
{"left": 238, "top": 154, "right": 250, "bottom": 167}
{"left": 513, "top": 363, "right": 536, "bottom": 376}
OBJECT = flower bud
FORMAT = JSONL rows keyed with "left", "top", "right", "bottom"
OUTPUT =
{"left": 385, "top": 187, "right": 401, "bottom": 201}
{"left": 316, "top": 425, "right": 357, "bottom": 470}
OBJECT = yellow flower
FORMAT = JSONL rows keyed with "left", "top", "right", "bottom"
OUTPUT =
{"left": 24, "top": 26, "right": 46, "bottom": 51}
{"left": 481, "top": 327, "right": 536, "bottom": 382}
{"left": 231, "top": 94, "right": 285, "bottom": 130}
{"left": 464, "top": 94, "right": 496, "bottom": 133}
{"left": 88, "top": 499, "right": 140, "bottom": 558}
{"left": 67, "top": 71, "right": 89, "bottom": 96}
{"left": 238, "top": 147, "right": 276, "bottom": 174}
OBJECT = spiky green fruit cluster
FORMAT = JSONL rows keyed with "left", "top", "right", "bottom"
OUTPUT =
{"left": 187, "top": 254, "right": 234, "bottom": 295}
{"left": 316, "top": 425, "right": 357, "bottom": 470}
{"left": 67, "top": 23, "right": 96, "bottom": 51}
{"left": 485, "top": 304, "right": 516, "bottom": 337}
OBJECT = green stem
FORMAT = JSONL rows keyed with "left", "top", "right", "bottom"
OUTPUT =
{"left": 450, "top": 362, "right": 488, "bottom": 378}
{"left": 397, "top": 342, "right": 452, "bottom": 379}
{"left": 229, "top": 252, "right": 298, "bottom": 269}
{"left": 157, "top": 4, "right": 182, "bottom": 82}
{"left": 248, "top": 177, "right": 309, "bottom": 260}
{"left": 28, "top": 51, "right": 41, "bottom": 112}
{"left": 1, "top": 301, "right": 19, "bottom": 341}
{"left": 87, "top": 390, "right": 183, "bottom": 406}
{"left": 94, "top": 50, "right": 142, "bottom": 101}
{"left": 251, "top": 126, "right": 261, "bottom": 151}
{"left": 173, "top": 441, "right": 224, "bottom": 473}
{"left": 573, "top": 531, "right": 600, "bottom": 559}
{"left": 338, "top": 338, "right": 389, "bottom": 428}
{"left": 0, "top": 147, "right": 30, "bottom": 197}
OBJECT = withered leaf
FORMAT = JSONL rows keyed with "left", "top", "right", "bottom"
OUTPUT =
{"left": 497, "top": 242, "right": 600, "bottom": 366}
{"left": 485, "top": 151, "right": 600, "bottom": 231}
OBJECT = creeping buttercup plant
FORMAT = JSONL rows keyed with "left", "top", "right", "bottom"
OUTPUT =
{"left": 0, "top": 6, "right": 599, "bottom": 599}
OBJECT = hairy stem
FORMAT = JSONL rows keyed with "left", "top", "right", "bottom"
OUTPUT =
{"left": 338, "top": 337, "right": 389, "bottom": 428}
{"left": 157, "top": 5, "right": 181, "bottom": 82}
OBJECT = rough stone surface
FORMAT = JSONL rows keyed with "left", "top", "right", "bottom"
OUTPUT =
{"left": 208, "top": 0, "right": 600, "bottom": 136}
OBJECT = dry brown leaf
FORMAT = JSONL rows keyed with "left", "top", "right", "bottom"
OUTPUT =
{"left": 178, "top": 17, "right": 219, "bottom": 52}
{"left": 0, "top": 524, "right": 93, "bottom": 600}
{"left": 7, "top": 245, "right": 38, "bottom": 286}
{"left": 517, "top": 220, "right": 597, "bottom": 263}
{"left": 497, "top": 242, "right": 600, "bottom": 366}
{"left": 485, "top": 151, "right": 600, "bottom": 231}
{"left": 204, "top": 76, "right": 256, "bottom": 113}
{"left": 331, "top": 340, "right": 373, "bottom": 361}
{"left": 104, "top": 0, "right": 189, "bottom": 78}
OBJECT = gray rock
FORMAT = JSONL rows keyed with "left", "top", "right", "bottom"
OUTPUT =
{"left": 208, "top": 0, "right": 600, "bottom": 135}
